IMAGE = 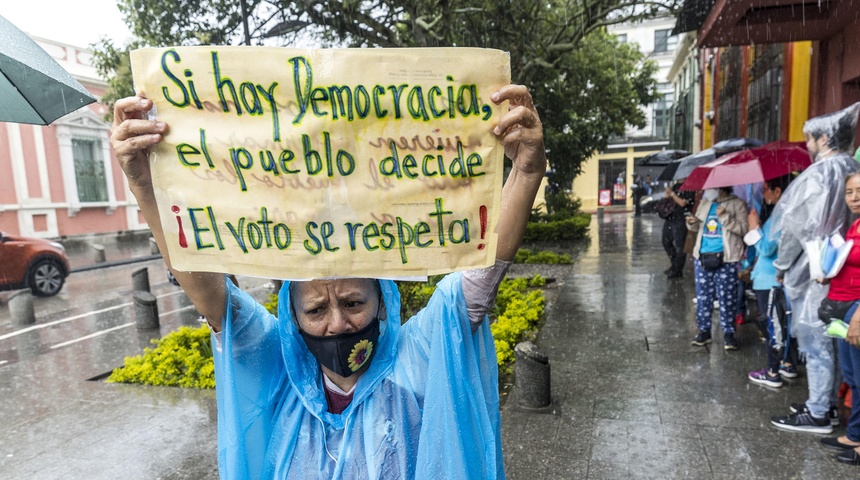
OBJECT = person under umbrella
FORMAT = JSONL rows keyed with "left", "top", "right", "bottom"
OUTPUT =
{"left": 662, "top": 179, "right": 696, "bottom": 278}
{"left": 686, "top": 186, "right": 749, "bottom": 350}
{"left": 769, "top": 102, "right": 860, "bottom": 434}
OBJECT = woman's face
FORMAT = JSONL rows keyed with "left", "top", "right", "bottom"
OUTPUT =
{"left": 845, "top": 175, "right": 860, "bottom": 215}
{"left": 762, "top": 183, "right": 780, "bottom": 205}
{"left": 292, "top": 278, "right": 383, "bottom": 336}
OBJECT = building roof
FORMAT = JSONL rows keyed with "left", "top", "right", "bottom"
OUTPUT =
{"left": 690, "top": 0, "right": 860, "bottom": 48}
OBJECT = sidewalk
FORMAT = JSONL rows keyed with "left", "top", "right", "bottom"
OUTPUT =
{"left": 501, "top": 213, "right": 847, "bottom": 479}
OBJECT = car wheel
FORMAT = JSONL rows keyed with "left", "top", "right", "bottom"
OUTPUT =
{"left": 29, "top": 258, "right": 65, "bottom": 297}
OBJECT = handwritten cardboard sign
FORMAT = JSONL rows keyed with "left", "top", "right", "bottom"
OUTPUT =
{"left": 130, "top": 47, "right": 510, "bottom": 279}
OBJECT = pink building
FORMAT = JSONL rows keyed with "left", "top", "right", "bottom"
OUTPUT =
{"left": 0, "top": 37, "right": 146, "bottom": 239}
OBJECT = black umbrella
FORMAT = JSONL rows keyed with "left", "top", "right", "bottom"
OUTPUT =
{"left": 0, "top": 15, "right": 96, "bottom": 125}
{"left": 712, "top": 137, "right": 764, "bottom": 153}
{"left": 636, "top": 149, "right": 689, "bottom": 166}
{"left": 657, "top": 148, "right": 717, "bottom": 182}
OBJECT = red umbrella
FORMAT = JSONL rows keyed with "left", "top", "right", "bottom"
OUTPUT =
{"left": 680, "top": 141, "right": 811, "bottom": 191}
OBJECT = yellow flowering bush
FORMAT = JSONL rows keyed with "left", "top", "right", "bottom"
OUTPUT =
{"left": 109, "top": 273, "right": 546, "bottom": 388}
{"left": 491, "top": 277, "right": 546, "bottom": 372}
{"left": 108, "top": 325, "right": 215, "bottom": 389}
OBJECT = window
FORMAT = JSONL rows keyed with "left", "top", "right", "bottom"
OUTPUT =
{"left": 652, "top": 92, "right": 674, "bottom": 139}
{"left": 746, "top": 44, "right": 783, "bottom": 142}
{"left": 716, "top": 47, "right": 742, "bottom": 140}
{"left": 617, "top": 33, "right": 627, "bottom": 43}
{"left": 654, "top": 29, "right": 677, "bottom": 53}
{"left": 72, "top": 137, "right": 108, "bottom": 202}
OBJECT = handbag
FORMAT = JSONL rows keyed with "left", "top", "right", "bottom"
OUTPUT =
{"left": 818, "top": 297, "right": 857, "bottom": 325}
{"left": 700, "top": 252, "right": 724, "bottom": 271}
{"left": 655, "top": 197, "right": 676, "bottom": 219}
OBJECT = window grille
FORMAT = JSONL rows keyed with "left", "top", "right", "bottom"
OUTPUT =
{"left": 716, "top": 47, "right": 742, "bottom": 140}
{"left": 746, "top": 44, "right": 783, "bottom": 142}
{"left": 72, "top": 137, "right": 108, "bottom": 202}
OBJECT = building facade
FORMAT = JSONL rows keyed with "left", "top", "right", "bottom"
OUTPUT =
{"left": 0, "top": 37, "right": 145, "bottom": 239}
{"left": 572, "top": 16, "right": 680, "bottom": 211}
{"left": 670, "top": 0, "right": 860, "bottom": 153}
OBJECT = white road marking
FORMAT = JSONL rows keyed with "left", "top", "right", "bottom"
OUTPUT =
{"left": 0, "top": 289, "right": 185, "bottom": 342}
{"left": 49, "top": 322, "right": 136, "bottom": 349}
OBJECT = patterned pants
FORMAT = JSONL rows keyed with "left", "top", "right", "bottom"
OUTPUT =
{"left": 694, "top": 259, "right": 738, "bottom": 335}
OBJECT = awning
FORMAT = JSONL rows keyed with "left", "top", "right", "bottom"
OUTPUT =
{"left": 696, "top": 0, "right": 860, "bottom": 48}
{"left": 671, "top": 0, "right": 715, "bottom": 36}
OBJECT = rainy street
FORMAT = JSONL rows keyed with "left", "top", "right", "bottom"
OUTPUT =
{"left": 0, "top": 213, "right": 852, "bottom": 479}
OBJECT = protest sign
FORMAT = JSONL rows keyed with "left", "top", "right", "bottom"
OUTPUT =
{"left": 130, "top": 47, "right": 510, "bottom": 279}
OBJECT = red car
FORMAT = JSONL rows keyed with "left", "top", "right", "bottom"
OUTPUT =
{"left": 0, "top": 231, "right": 70, "bottom": 297}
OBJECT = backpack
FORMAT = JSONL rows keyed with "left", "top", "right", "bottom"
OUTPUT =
{"left": 655, "top": 197, "right": 676, "bottom": 219}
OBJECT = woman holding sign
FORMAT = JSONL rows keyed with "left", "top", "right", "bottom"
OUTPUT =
{"left": 110, "top": 84, "right": 546, "bottom": 479}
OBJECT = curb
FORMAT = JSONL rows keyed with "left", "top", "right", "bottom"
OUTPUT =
{"left": 70, "top": 254, "right": 163, "bottom": 274}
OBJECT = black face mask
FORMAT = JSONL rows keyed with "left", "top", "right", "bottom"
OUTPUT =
{"left": 299, "top": 317, "right": 381, "bottom": 377}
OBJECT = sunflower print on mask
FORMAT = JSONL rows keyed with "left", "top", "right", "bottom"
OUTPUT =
{"left": 348, "top": 339, "right": 373, "bottom": 372}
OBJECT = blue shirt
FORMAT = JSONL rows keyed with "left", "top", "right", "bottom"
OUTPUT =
{"left": 700, "top": 203, "right": 724, "bottom": 254}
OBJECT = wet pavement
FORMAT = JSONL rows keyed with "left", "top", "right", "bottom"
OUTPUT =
{"left": 502, "top": 212, "right": 850, "bottom": 479}
{"left": 0, "top": 213, "right": 853, "bottom": 479}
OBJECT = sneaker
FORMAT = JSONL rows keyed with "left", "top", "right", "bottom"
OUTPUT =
{"left": 771, "top": 409, "right": 833, "bottom": 434}
{"left": 790, "top": 403, "right": 840, "bottom": 427}
{"left": 692, "top": 330, "right": 712, "bottom": 346}
{"left": 724, "top": 334, "right": 739, "bottom": 351}
{"left": 748, "top": 369, "right": 782, "bottom": 388}
{"left": 779, "top": 363, "right": 799, "bottom": 379}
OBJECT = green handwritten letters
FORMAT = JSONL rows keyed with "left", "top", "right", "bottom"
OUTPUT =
{"left": 130, "top": 47, "right": 510, "bottom": 279}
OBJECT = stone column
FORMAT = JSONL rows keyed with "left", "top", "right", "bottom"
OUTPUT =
{"left": 131, "top": 268, "right": 150, "bottom": 292}
{"left": 515, "top": 341, "right": 551, "bottom": 410}
{"left": 9, "top": 290, "right": 36, "bottom": 326}
{"left": 92, "top": 244, "right": 106, "bottom": 263}
{"left": 133, "top": 291, "right": 159, "bottom": 330}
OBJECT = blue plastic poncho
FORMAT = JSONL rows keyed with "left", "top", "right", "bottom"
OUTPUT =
{"left": 213, "top": 274, "right": 504, "bottom": 479}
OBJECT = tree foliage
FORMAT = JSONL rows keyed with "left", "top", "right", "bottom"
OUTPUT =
{"left": 93, "top": 0, "right": 679, "bottom": 183}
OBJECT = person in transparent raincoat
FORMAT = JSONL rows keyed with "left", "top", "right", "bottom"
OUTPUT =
{"left": 769, "top": 102, "right": 860, "bottom": 433}
{"left": 109, "top": 85, "right": 547, "bottom": 479}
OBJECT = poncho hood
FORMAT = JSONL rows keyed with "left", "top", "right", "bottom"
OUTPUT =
{"left": 275, "top": 279, "right": 402, "bottom": 426}
{"left": 803, "top": 102, "right": 860, "bottom": 153}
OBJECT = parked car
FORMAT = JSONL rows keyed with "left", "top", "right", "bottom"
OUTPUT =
{"left": 0, "top": 231, "right": 70, "bottom": 296}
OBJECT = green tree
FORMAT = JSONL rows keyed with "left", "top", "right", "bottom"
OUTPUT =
{"left": 94, "top": 0, "right": 677, "bottom": 184}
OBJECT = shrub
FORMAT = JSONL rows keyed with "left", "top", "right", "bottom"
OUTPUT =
{"left": 514, "top": 248, "right": 572, "bottom": 264}
{"left": 523, "top": 213, "right": 590, "bottom": 242}
{"left": 541, "top": 191, "right": 583, "bottom": 221}
{"left": 490, "top": 276, "right": 546, "bottom": 372}
{"left": 108, "top": 325, "right": 215, "bottom": 389}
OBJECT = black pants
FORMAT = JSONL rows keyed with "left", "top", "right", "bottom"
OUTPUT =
{"left": 662, "top": 218, "right": 687, "bottom": 275}
{"left": 633, "top": 193, "right": 643, "bottom": 216}
{"left": 755, "top": 289, "right": 799, "bottom": 372}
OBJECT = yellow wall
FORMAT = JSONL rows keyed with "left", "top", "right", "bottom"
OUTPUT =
{"left": 788, "top": 41, "right": 812, "bottom": 142}
{"left": 573, "top": 147, "right": 665, "bottom": 211}
{"left": 702, "top": 53, "right": 714, "bottom": 149}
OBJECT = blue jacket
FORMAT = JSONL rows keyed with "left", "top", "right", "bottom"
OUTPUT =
{"left": 213, "top": 274, "right": 503, "bottom": 479}
{"left": 751, "top": 218, "right": 780, "bottom": 291}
